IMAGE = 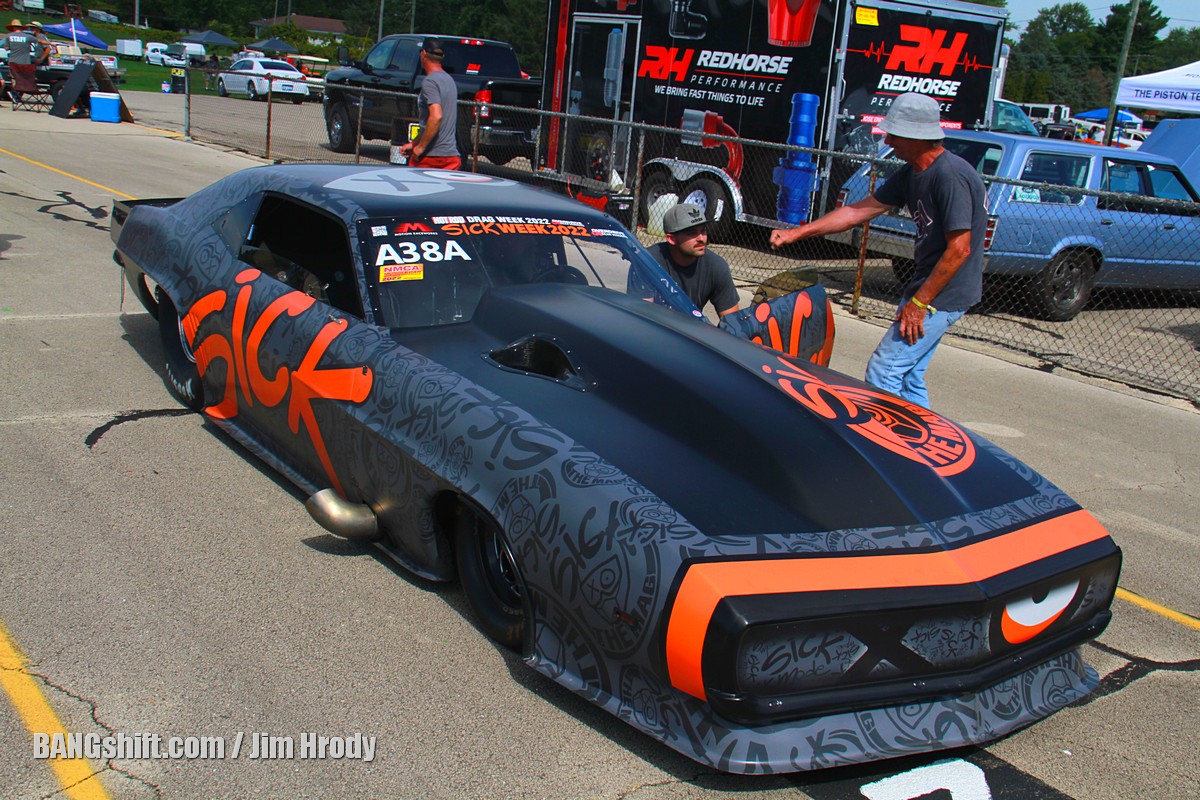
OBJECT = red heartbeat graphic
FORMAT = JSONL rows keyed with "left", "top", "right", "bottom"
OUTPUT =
{"left": 847, "top": 40, "right": 993, "bottom": 73}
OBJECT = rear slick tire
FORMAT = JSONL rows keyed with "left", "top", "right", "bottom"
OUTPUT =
{"left": 156, "top": 289, "right": 204, "bottom": 411}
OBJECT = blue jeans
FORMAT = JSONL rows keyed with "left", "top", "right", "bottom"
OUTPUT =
{"left": 864, "top": 309, "right": 965, "bottom": 408}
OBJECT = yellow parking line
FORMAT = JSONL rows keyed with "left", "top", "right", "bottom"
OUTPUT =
{"left": 0, "top": 621, "right": 112, "bottom": 800}
{"left": 129, "top": 122, "right": 184, "bottom": 138}
{"left": 1116, "top": 587, "right": 1200, "bottom": 632}
{"left": 0, "top": 146, "right": 135, "bottom": 199}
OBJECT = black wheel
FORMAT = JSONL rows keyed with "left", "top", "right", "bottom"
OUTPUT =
{"left": 246, "top": 81, "right": 259, "bottom": 101}
{"left": 891, "top": 257, "right": 915, "bottom": 287}
{"left": 291, "top": 96, "right": 303, "bottom": 105}
{"left": 155, "top": 289, "right": 204, "bottom": 411}
{"left": 327, "top": 102, "right": 355, "bottom": 153}
{"left": 454, "top": 505, "right": 526, "bottom": 650}
{"left": 638, "top": 169, "right": 676, "bottom": 227}
{"left": 680, "top": 176, "right": 734, "bottom": 242}
{"left": 216, "top": 78, "right": 227, "bottom": 97}
{"left": 1030, "top": 250, "right": 1095, "bottom": 321}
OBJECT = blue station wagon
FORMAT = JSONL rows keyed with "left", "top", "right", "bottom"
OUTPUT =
{"left": 829, "top": 130, "right": 1200, "bottom": 320}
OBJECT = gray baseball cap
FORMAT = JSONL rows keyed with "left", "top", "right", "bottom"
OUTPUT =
{"left": 879, "top": 93, "right": 945, "bottom": 140}
{"left": 663, "top": 202, "right": 706, "bottom": 234}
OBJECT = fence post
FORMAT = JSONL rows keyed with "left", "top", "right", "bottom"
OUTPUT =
{"left": 265, "top": 82, "right": 274, "bottom": 161}
{"left": 470, "top": 99, "right": 481, "bottom": 172}
{"left": 851, "top": 167, "right": 878, "bottom": 317}
{"left": 183, "top": 68, "right": 191, "bottom": 142}
{"left": 632, "top": 128, "right": 646, "bottom": 231}
{"left": 354, "top": 87, "right": 364, "bottom": 164}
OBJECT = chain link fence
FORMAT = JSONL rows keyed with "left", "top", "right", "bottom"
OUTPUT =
{"left": 176, "top": 72, "right": 1200, "bottom": 406}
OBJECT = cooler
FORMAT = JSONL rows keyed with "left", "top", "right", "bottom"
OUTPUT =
{"left": 90, "top": 92, "right": 121, "bottom": 123}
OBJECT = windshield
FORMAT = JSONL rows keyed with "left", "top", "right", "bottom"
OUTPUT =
{"left": 355, "top": 214, "right": 700, "bottom": 328}
{"left": 990, "top": 101, "right": 1041, "bottom": 137}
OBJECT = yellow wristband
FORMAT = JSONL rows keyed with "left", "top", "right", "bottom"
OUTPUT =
{"left": 909, "top": 296, "right": 936, "bottom": 314}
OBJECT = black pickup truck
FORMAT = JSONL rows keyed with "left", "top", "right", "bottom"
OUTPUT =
{"left": 323, "top": 34, "right": 541, "bottom": 164}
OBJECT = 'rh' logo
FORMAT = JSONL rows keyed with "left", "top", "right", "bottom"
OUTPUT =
{"left": 885, "top": 25, "right": 968, "bottom": 76}
{"left": 638, "top": 45, "right": 693, "bottom": 81}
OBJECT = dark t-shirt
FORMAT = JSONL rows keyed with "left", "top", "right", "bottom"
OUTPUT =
{"left": 419, "top": 70, "right": 459, "bottom": 158}
{"left": 3, "top": 31, "right": 35, "bottom": 65}
{"left": 648, "top": 242, "right": 739, "bottom": 314}
{"left": 874, "top": 149, "right": 986, "bottom": 311}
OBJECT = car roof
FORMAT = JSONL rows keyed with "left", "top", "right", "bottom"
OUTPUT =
{"left": 944, "top": 129, "right": 1182, "bottom": 167}
{"left": 202, "top": 164, "right": 621, "bottom": 225}
{"left": 380, "top": 33, "right": 513, "bottom": 48}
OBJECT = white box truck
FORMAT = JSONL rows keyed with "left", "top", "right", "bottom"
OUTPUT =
{"left": 116, "top": 39, "right": 144, "bottom": 60}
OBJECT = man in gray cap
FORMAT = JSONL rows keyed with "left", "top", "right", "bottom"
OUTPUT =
{"left": 649, "top": 202, "right": 740, "bottom": 318}
{"left": 399, "top": 37, "right": 461, "bottom": 170}
{"left": 768, "top": 92, "right": 986, "bottom": 408}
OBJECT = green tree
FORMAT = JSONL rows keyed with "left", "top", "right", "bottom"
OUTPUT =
{"left": 1143, "top": 26, "right": 1200, "bottom": 74}
{"left": 1094, "top": 0, "right": 1169, "bottom": 73}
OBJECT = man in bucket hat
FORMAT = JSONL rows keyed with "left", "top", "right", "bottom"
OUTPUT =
{"left": 648, "top": 202, "right": 740, "bottom": 318}
{"left": 769, "top": 92, "right": 986, "bottom": 408}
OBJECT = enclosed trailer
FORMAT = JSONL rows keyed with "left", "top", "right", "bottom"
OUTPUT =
{"left": 537, "top": 0, "right": 1007, "bottom": 232}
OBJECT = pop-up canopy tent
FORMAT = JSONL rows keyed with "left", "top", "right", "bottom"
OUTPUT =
{"left": 1117, "top": 60, "right": 1200, "bottom": 114}
{"left": 43, "top": 19, "right": 108, "bottom": 50}
{"left": 1075, "top": 107, "right": 1143, "bottom": 125}
{"left": 182, "top": 30, "right": 239, "bottom": 48}
{"left": 247, "top": 37, "right": 298, "bottom": 55}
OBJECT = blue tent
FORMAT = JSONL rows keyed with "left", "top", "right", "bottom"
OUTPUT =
{"left": 1076, "top": 107, "right": 1142, "bottom": 125}
{"left": 42, "top": 20, "right": 108, "bottom": 50}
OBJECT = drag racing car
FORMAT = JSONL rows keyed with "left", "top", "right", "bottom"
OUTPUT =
{"left": 111, "top": 165, "right": 1121, "bottom": 774}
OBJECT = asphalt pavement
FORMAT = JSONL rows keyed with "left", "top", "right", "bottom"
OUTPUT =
{"left": 0, "top": 96, "right": 1197, "bottom": 800}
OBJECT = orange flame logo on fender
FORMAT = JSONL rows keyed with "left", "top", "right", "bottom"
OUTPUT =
{"left": 761, "top": 356, "right": 975, "bottom": 476}
{"left": 182, "top": 269, "right": 374, "bottom": 496}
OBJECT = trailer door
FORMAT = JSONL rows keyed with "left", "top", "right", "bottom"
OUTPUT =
{"left": 560, "top": 16, "right": 640, "bottom": 183}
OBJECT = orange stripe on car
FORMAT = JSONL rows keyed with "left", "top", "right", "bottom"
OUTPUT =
{"left": 665, "top": 509, "right": 1110, "bottom": 701}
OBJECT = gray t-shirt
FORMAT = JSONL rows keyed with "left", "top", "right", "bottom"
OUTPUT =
{"left": 3, "top": 31, "right": 35, "bottom": 65}
{"left": 874, "top": 149, "right": 986, "bottom": 311}
{"left": 418, "top": 70, "right": 459, "bottom": 158}
{"left": 648, "top": 242, "right": 739, "bottom": 314}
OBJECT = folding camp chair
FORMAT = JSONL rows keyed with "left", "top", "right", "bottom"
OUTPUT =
{"left": 8, "top": 64, "right": 53, "bottom": 112}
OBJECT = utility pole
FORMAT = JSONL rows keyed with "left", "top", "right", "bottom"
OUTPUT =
{"left": 1104, "top": 0, "right": 1140, "bottom": 146}
{"left": 377, "top": 0, "right": 385, "bottom": 41}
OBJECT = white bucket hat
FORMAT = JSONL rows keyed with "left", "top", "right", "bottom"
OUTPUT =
{"left": 879, "top": 93, "right": 945, "bottom": 140}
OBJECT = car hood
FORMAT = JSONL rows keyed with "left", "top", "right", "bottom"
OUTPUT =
{"left": 406, "top": 285, "right": 1037, "bottom": 536}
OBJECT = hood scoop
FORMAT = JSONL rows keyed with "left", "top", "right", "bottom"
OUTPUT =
{"left": 485, "top": 334, "right": 594, "bottom": 392}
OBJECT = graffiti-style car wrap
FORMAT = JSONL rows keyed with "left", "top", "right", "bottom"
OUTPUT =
{"left": 112, "top": 165, "right": 1120, "bottom": 774}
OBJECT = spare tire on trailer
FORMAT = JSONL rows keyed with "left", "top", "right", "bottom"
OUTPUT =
{"left": 680, "top": 176, "right": 734, "bottom": 242}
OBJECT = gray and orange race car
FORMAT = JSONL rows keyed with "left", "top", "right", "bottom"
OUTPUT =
{"left": 111, "top": 164, "right": 1120, "bottom": 774}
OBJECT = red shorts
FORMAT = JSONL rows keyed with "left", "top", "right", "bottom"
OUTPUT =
{"left": 410, "top": 154, "right": 462, "bottom": 171}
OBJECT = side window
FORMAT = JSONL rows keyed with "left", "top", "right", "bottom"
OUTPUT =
{"left": 217, "top": 193, "right": 262, "bottom": 252}
{"left": 1099, "top": 160, "right": 1152, "bottom": 212}
{"left": 389, "top": 40, "right": 419, "bottom": 71}
{"left": 364, "top": 40, "right": 396, "bottom": 71}
{"left": 1147, "top": 165, "right": 1198, "bottom": 202}
{"left": 1013, "top": 153, "right": 1089, "bottom": 205}
{"left": 242, "top": 195, "right": 365, "bottom": 319}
